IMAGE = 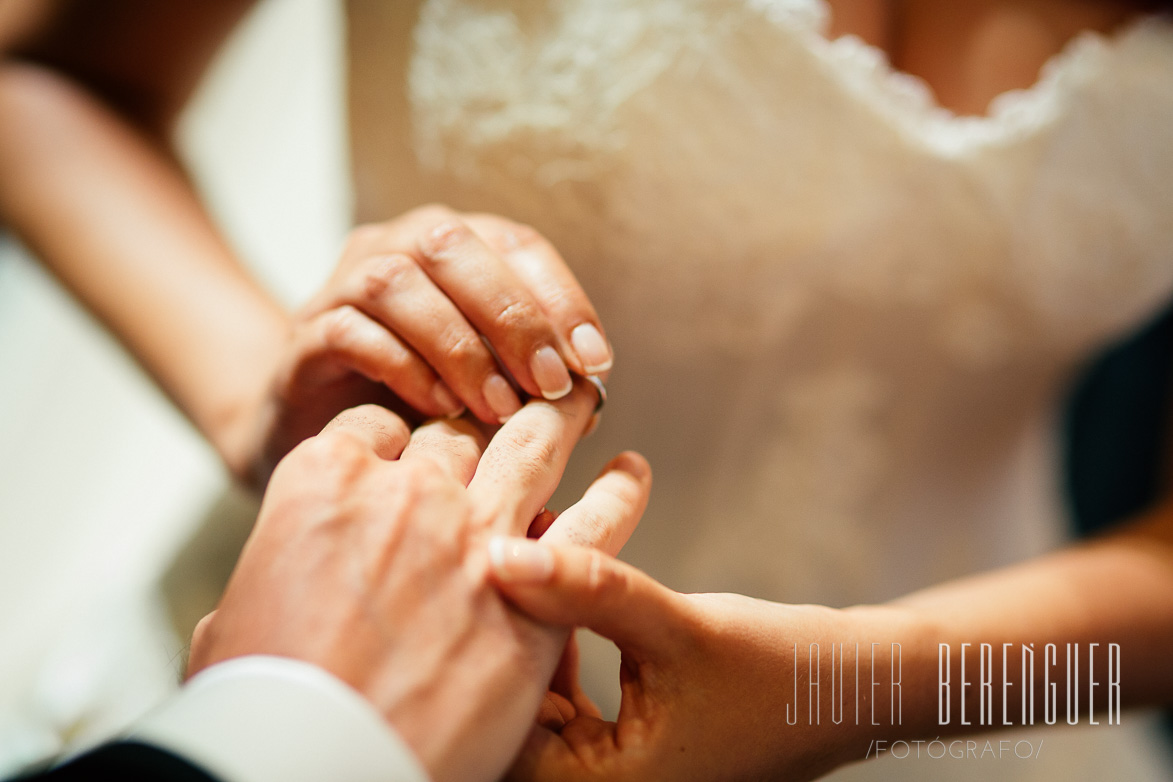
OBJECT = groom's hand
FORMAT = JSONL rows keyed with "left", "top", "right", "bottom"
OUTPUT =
{"left": 188, "top": 380, "right": 648, "bottom": 782}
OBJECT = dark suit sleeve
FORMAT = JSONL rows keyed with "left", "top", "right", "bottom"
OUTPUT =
{"left": 12, "top": 741, "right": 221, "bottom": 782}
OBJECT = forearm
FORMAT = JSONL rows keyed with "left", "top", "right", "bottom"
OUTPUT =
{"left": 490, "top": 501, "right": 1173, "bottom": 780}
{"left": 0, "top": 61, "right": 286, "bottom": 474}
{"left": 866, "top": 503, "right": 1173, "bottom": 741}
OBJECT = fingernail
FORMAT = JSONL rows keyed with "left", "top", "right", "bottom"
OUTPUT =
{"left": 431, "top": 381, "right": 465, "bottom": 417}
{"left": 570, "top": 324, "right": 612, "bottom": 373}
{"left": 483, "top": 373, "right": 522, "bottom": 423}
{"left": 488, "top": 536, "right": 554, "bottom": 583}
{"left": 531, "top": 346, "right": 573, "bottom": 400}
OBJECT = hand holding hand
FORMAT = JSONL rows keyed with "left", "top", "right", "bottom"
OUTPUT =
{"left": 189, "top": 380, "right": 643, "bottom": 782}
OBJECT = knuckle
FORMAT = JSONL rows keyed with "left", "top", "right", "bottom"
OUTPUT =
{"left": 492, "top": 297, "right": 543, "bottom": 334}
{"left": 582, "top": 550, "right": 620, "bottom": 601}
{"left": 417, "top": 219, "right": 474, "bottom": 260}
{"left": 441, "top": 328, "right": 486, "bottom": 368}
{"left": 597, "top": 561, "right": 631, "bottom": 607}
{"left": 331, "top": 404, "right": 408, "bottom": 437}
{"left": 359, "top": 253, "right": 416, "bottom": 300}
{"left": 278, "top": 433, "right": 371, "bottom": 499}
{"left": 302, "top": 429, "right": 368, "bottom": 466}
{"left": 350, "top": 402, "right": 411, "bottom": 438}
{"left": 499, "top": 421, "right": 562, "bottom": 469}
{"left": 319, "top": 305, "right": 363, "bottom": 349}
{"left": 538, "top": 285, "right": 586, "bottom": 318}
{"left": 504, "top": 221, "right": 544, "bottom": 248}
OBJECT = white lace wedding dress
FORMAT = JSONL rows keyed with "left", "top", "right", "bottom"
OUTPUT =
{"left": 347, "top": 0, "right": 1173, "bottom": 778}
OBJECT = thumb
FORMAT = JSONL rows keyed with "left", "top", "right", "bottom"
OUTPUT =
{"left": 487, "top": 537, "right": 683, "bottom": 656}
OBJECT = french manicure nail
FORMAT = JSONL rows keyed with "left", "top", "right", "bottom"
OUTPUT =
{"left": 482, "top": 373, "right": 522, "bottom": 423}
{"left": 531, "top": 346, "right": 573, "bottom": 400}
{"left": 488, "top": 536, "right": 554, "bottom": 583}
{"left": 570, "top": 323, "right": 613, "bottom": 373}
{"left": 431, "top": 381, "right": 465, "bottom": 417}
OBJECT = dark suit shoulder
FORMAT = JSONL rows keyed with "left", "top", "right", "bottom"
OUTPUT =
{"left": 12, "top": 741, "right": 221, "bottom": 782}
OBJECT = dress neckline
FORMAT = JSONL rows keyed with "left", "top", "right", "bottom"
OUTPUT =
{"left": 763, "top": 0, "right": 1165, "bottom": 153}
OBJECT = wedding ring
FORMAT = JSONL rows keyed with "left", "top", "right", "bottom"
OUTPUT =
{"left": 582, "top": 374, "right": 606, "bottom": 437}
{"left": 584, "top": 374, "right": 607, "bottom": 414}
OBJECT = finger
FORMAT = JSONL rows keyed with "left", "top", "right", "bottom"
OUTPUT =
{"left": 527, "top": 508, "right": 559, "bottom": 538}
{"left": 407, "top": 208, "right": 575, "bottom": 402}
{"left": 487, "top": 538, "right": 684, "bottom": 657}
{"left": 467, "top": 379, "right": 597, "bottom": 534}
{"left": 465, "top": 214, "right": 613, "bottom": 375}
{"left": 289, "top": 305, "right": 465, "bottom": 418}
{"left": 398, "top": 417, "right": 489, "bottom": 485}
{"left": 536, "top": 691, "right": 576, "bottom": 731}
{"left": 505, "top": 726, "right": 574, "bottom": 782}
{"left": 551, "top": 635, "right": 602, "bottom": 721}
{"left": 341, "top": 252, "right": 522, "bottom": 424}
{"left": 541, "top": 452, "right": 651, "bottom": 557}
{"left": 506, "top": 719, "right": 614, "bottom": 782}
{"left": 320, "top": 403, "right": 412, "bottom": 461}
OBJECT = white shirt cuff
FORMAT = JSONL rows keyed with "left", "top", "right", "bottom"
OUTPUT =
{"left": 131, "top": 655, "right": 430, "bottom": 782}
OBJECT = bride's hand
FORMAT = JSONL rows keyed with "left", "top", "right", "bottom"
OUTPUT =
{"left": 224, "top": 205, "right": 612, "bottom": 485}
{"left": 490, "top": 544, "right": 917, "bottom": 782}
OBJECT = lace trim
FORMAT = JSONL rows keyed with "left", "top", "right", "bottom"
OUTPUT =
{"left": 754, "top": 0, "right": 1169, "bottom": 154}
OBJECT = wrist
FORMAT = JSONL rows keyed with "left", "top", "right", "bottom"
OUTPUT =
{"left": 785, "top": 604, "right": 939, "bottom": 770}
{"left": 204, "top": 330, "right": 289, "bottom": 489}
{"left": 206, "top": 389, "right": 269, "bottom": 488}
{"left": 219, "top": 392, "right": 281, "bottom": 489}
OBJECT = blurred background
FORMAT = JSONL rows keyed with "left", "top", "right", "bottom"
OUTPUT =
{"left": 1, "top": 0, "right": 1171, "bottom": 779}
{"left": 0, "top": 0, "right": 349, "bottom": 772}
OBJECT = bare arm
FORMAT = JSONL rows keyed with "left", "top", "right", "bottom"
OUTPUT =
{"left": 0, "top": 0, "right": 284, "bottom": 477}
{"left": 491, "top": 503, "right": 1173, "bottom": 780}
{"left": 885, "top": 504, "right": 1173, "bottom": 731}
{"left": 0, "top": 1, "right": 614, "bottom": 486}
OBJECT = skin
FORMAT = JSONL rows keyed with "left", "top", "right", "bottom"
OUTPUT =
{"left": 2, "top": 1, "right": 1170, "bottom": 778}
{"left": 490, "top": 505, "right": 1173, "bottom": 781}
{"left": 0, "top": 1, "right": 1146, "bottom": 485}
{"left": 189, "top": 382, "right": 652, "bottom": 782}
{"left": 827, "top": 0, "right": 1144, "bottom": 117}
{"left": 235, "top": 205, "right": 613, "bottom": 483}
{"left": 0, "top": 0, "right": 613, "bottom": 488}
